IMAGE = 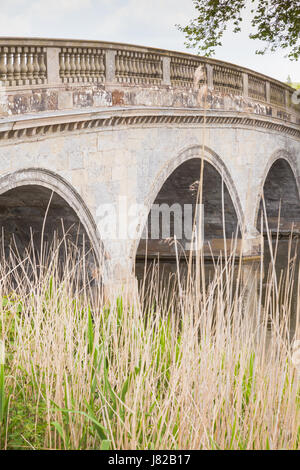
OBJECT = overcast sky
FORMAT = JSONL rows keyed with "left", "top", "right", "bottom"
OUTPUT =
{"left": 0, "top": 0, "right": 298, "bottom": 83}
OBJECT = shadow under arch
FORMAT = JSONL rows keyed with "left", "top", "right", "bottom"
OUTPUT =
{"left": 132, "top": 144, "right": 243, "bottom": 263}
{"left": 254, "top": 150, "right": 300, "bottom": 231}
{"left": 0, "top": 168, "right": 107, "bottom": 270}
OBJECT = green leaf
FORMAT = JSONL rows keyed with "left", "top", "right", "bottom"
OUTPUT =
{"left": 100, "top": 439, "right": 111, "bottom": 450}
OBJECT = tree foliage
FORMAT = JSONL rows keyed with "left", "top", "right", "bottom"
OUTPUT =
{"left": 178, "top": 0, "right": 300, "bottom": 60}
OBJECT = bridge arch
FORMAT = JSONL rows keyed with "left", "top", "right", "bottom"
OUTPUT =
{"left": 0, "top": 168, "right": 106, "bottom": 266}
{"left": 255, "top": 150, "right": 300, "bottom": 231}
{"left": 132, "top": 145, "right": 243, "bottom": 262}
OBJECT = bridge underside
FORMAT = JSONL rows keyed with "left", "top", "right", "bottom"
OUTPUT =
{"left": 136, "top": 158, "right": 240, "bottom": 263}
{"left": 257, "top": 159, "right": 300, "bottom": 236}
{"left": 0, "top": 185, "right": 92, "bottom": 263}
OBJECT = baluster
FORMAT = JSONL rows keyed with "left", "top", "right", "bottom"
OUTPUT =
{"left": 158, "top": 57, "right": 162, "bottom": 81}
{"left": 119, "top": 52, "right": 125, "bottom": 82}
{"left": 217, "top": 67, "right": 221, "bottom": 88}
{"left": 179, "top": 60, "right": 183, "bottom": 85}
{"left": 234, "top": 72, "right": 237, "bottom": 90}
{"left": 86, "top": 49, "right": 91, "bottom": 82}
{"left": 139, "top": 53, "right": 144, "bottom": 83}
{"left": 132, "top": 51, "right": 137, "bottom": 82}
{"left": 75, "top": 50, "right": 81, "bottom": 82}
{"left": 139, "top": 53, "right": 144, "bottom": 82}
{"left": 155, "top": 57, "right": 159, "bottom": 83}
{"left": 178, "top": 60, "right": 182, "bottom": 85}
{"left": 59, "top": 50, "right": 65, "bottom": 81}
{"left": 115, "top": 51, "right": 120, "bottom": 79}
{"left": 129, "top": 51, "right": 134, "bottom": 82}
{"left": 145, "top": 54, "right": 151, "bottom": 79}
{"left": 180, "top": 62, "right": 185, "bottom": 86}
{"left": 184, "top": 61, "right": 189, "bottom": 84}
{"left": 27, "top": 48, "right": 35, "bottom": 84}
{"left": 229, "top": 70, "right": 232, "bottom": 90}
{"left": 176, "top": 59, "right": 180, "bottom": 83}
{"left": 140, "top": 53, "right": 146, "bottom": 81}
{"left": 186, "top": 62, "right": 191, "bottom": 84}
{"left": 182, "top": 60, "right": 186, "bottom": 84}
{"left": 70, "top": 49, "right": 76, "bottom": 82}
{"left": 124, "top": 52, "right": 130, "bottom": 82}
{"left": 38, "top": 48, "right": 47, "bottom": 83}
{"left": 20, "top": 47, "right": 28, "bottom": 85}
{"left": 32, "top": 48, "right": 40, "bottom": 84}
{"left": 151, "top": 55, "right": 156, "bottom": 81}
{"left": 130, "top": 52, "right": 136, "bottom": 83}
{"left": 227, "top": 69, "right": 230, "bottom": 90}
{"left": 128, "top": 52, "right": 134, "bottom": 83}
{"left": 90, "top": 49, "right": 96, "bottom": 82}
{"left": 7, "top": 47, "right": 15, "bottom": 85}
{"left": 100, "top": 52, "right": 105, "bottom": 81}
{"left": 80, "top": 49, "right": 87, "bottom": 82}
{"left": 146, "top": 55, "right": 151, "bottom": 83}
{"left": 13, "top": 47, "right": 21, "bottom": 85}
{"left": 0, "top": 47, "right": 8, "bottom": 84}
{"left": 64, "top": 49, "right": 71, "bottom": 82}
{"left": 115, "top": 51, "right": 121, "bottom": 81}
{"left": 172, "top": 60, "right": 176, "bottom": 84}
{"left": 155, "top": 55, "right": 159, "bottom": 81}
{"left": 223, "top": 68, "right": 227, "bottom": 89}
{"left": 147, "top": 54, "right": 152, "bottom": 82}
{"left": 182, "top": 61, "right": 186, "bottom": 86}
{"left": 121, "top": 52, "right": 126, "bottom": 81}
{"left": 172, "top": 61, "right": 176, "bottom": 84}
{"left": 133, "top": 52, "right": 138, "bottom": 83}
{"left": 157, "top": 57, "right": 161, "bottom": 82}
{"left": 134, "top": 52, "right": 140, "bottom": 83}
{"left": 94, "top": 50, "right": 101, "bottom": 82}
{"left": 229, "top": 70, "right": 233, "bottom": 90}
{"left": 237, "top": 73, "right": 241, "bottom": 92}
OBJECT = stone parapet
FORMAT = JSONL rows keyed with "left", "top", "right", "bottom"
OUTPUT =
{"left": 0, "top": 38, "right": 298, "bottom": 124}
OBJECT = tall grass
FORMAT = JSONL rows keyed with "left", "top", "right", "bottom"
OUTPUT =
{"left": 0, "top": 230, "right": 299, "bottom": 450}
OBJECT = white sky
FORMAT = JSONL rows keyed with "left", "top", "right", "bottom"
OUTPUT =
{"left": 0, "top": 0, "right": 298, "bottom": 83}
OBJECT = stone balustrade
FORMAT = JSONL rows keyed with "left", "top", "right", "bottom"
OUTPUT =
{"left": 170, "top": 56, "right": 207, "bottom": 88}
{"left": 270, "top": 82, "right": 286, "bottom": 107}
{"left": 0, "top": 45, "right": 47, "bottom": 86}
{"left": 248, "top": 74, "right": 266, "bottom": 102}
{"left": 0, "top": 38, "right": 298, "bottom": 123}
{"left": 213, "top": 64, "right": 243, "bottom": 95}
{"left": 59, "top": 47, "right": 105, "bottom": 83}
{"left": 115, "top": 50, "right": 162, "bottom": 85}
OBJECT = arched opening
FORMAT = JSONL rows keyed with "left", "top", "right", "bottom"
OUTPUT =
{"left": 256, "top": 158, "right": 300, "bottom": 233}
{"left": 0, "top": 184, "right": 89, "bottom": 251}
{"left": 257, "top": 158, "right": 300, "bottom": 332}
{"left": 135, "top": 158, "right": 240, "bottom": 280}
{"left": 0, "top": 183, "right": 97, "bottom": 282}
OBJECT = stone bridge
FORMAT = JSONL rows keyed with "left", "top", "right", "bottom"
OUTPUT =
{"left": 0, "top": 38, "right": 299, "bottom": 287}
